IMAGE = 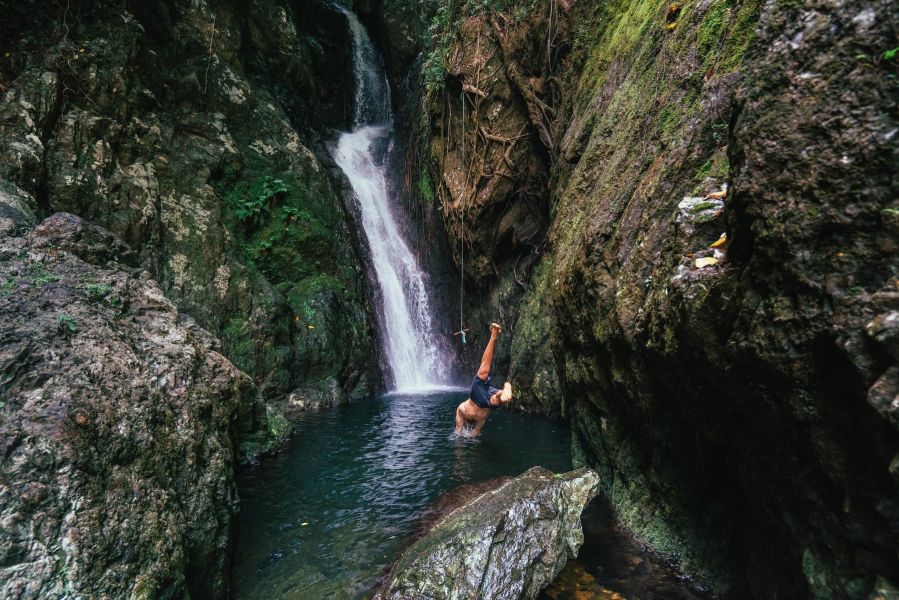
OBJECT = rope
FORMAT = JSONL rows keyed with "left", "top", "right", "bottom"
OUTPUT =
{"left": 460, "top": 90, "right": 465, "bottom": 341}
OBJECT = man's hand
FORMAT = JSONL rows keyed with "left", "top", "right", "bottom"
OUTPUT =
{"left": 490, "top": 322, "right": 502, "bottom": 337}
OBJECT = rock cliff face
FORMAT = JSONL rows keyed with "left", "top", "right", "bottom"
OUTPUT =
{"left": 377, "top": 467, "right": 600, "bottom": 600}
{"left": 0, "top": 2, "right": 383, "bottom": 596}
{"left": 0, "top": 190, "right": 262, "bottom": 597}
{"left": 0, "top": 0, "right": 380, "bottom": 417}
{"left": 376, "top": 0, "right": 899, "bottom": 596}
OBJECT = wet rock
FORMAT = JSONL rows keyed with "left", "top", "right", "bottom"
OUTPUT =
{"left": 29, "top": 212, "right": 138, "bottom": 267}
{"left": 0, "top": 180, "right": 37, "bottom": 237}
{"left": 280, "top": 378, "right": 342, "bottom": 418}
{"left": 377, "top": 467, "right": 599, "bottom": 600}
{"left": 0, "top": 213, "right": 260, "bottom": 598}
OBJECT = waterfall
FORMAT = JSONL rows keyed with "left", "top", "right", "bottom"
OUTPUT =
{"left": 331, "top": 7, "right": 446, "bottom": 392}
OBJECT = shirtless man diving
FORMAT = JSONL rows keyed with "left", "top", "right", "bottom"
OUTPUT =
{"left": 454, "top": 322, "right": 513, "bottom": 436}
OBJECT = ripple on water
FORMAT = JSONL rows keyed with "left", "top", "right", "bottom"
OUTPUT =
{"left": 232, "top": 390, "right": 572, "bottom": 599}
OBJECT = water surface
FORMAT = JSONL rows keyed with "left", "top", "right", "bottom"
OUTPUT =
{"left": 232, "top": 390, "right": 572, "bottom": 598}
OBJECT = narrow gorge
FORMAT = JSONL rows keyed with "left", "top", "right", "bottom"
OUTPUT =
{"left": 0, "top": 0, "right": 896, "bottom": 599}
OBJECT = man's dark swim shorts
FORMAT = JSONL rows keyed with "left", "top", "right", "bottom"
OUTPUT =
{"left": 471, "top": 375, "right": 501, "bottom": 409}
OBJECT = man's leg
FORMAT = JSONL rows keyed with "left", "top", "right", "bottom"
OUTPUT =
{"left": 472, "top": 414, "right": 488, "bottom": 436}
{"left": 455, "top": 403, "right": 465, "bottom": 434}
{"left": 476, "top": 323, "right": 502, "bottom": 380}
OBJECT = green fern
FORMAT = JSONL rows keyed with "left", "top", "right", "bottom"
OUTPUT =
{"left": 229, "top": 176, "right": 290, "bottom": 223}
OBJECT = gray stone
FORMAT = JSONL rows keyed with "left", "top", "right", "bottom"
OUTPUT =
{"left": 377, "top": 467, "right": 600, "bottom": 600}
{"left": 0, "top": 180, "right": 37, "bottom": 237}
{"left": 0, "top": 215, "right": 258, "bottom": 598}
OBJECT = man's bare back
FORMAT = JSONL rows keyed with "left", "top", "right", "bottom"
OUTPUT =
{"left": 455, "top": 323, "right": 513, "bottom": 436}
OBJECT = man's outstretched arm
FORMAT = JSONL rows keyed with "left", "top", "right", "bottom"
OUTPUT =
{"left": 477, "top": 323, "right": 502, "bottom": 380}
{"left": 489, "top": 382, "right": 513, "bottom": 406}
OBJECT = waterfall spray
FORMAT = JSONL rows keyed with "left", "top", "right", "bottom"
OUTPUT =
{"left": 331, "top": 7, "right": 447, "bottom": 391}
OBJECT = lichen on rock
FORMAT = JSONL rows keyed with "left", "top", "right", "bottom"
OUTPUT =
{"left": 377, "top": 467, "right": 600, "bottom": 600}
{"left": 0, "top": 211, "right": 257, "bottom": 598}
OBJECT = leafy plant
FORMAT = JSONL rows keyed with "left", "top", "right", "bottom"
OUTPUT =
{"left": 83, "top": 282, "right": 119, "bottom": 306}
{"left": 883, "top": 47, "right": 898, "bottom": 61}
{"left": 29, "top": 263, "right": 58, "bottom": 285}
{"left": 422, "top": 3, "right": 454, "bottom": 93}
{"left": 57, "top": 313, "right": 78, "bottom": 337}
{"left": 0, "top": 276, "right": 15, "bottom": 296}
{"left": 229, "top": 176, "right": 290, "bottom": 223}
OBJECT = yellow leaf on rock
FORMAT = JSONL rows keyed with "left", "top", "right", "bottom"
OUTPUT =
{"left": 695, "top": 256, "right": 718, "bottom": 268}
{"left": 307, "top": 324, "right": 315, "bottom": 330}
{"left": 710, "top": 233, "right": 727, "bottom": 248}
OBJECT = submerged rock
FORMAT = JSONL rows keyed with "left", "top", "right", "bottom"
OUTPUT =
{"left": 377, "top": 467, "right": 599, "bottom": 600}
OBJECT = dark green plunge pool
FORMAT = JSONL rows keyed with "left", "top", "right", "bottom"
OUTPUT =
{"left": 232, "top": 389, "right": 572, "bottom": 598}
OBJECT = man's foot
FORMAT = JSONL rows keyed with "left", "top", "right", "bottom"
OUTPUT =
{"left": 491, "top": 322, "right": 502, "bottom": 336}
{"left": 501, "top": 382, "right": 513, "bottom": 402}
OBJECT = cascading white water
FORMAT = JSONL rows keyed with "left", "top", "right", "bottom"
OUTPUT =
{"left": 331, "top": 7, "right": 446, "bottom": 391}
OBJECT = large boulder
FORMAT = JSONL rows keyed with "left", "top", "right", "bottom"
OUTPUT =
{"left": 0, "top": 212, "right": 261, "bottom": 598}
{"left": 377, "top": 467, "right": 600, "bottom": 600}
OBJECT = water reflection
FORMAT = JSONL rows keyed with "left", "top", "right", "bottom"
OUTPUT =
{"left": 232, "top": 391, "right": 571, "bottom": 599}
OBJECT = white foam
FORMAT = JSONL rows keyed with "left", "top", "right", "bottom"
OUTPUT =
{"left": 332, "top": 8, "right": 450, "bottom": 391}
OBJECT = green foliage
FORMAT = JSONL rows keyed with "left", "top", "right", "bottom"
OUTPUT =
{"left": 692, "top": 149, "right": 730, "bottom": 193}
{"left": 245, "top": 204, "right": 331, "bottom": 284}
{"left": 711, "top": 120, "right": 728, "bottom": 146}
{"left": 226, "top": 176, "right": 289, "bottom": 223}
{"left": 690, "top": 200, "right": 719, "bottom": 213}
{"left": 422, "top": 2, "right": 455, "bottom": 93}
{"left": 57, "top": 313, "right": 78, "bottom": 337}
{"left": 697, "top": 0, "right": 765, "bottom": 75}
{"left": 30, "top": 263, "right": 59, "bottom": 285}
{"left": 418, "top": 172, "right": 435, "bottom": 202}
{"left": 223, "top": 317, "right": 255, "bottom": 371}
{"left": 0, "top": 276, "right": 15, "bottom": 296}
{"left": 572, "top": 20, "right": 592, "bottom": 52}
{"left": 883, "top": 47, "right": 898, "bottom": 61}
{"left": 83, "top": 282, "right": 115, "bottom": 304}
{"left": 421, "top": 0, "right": 542, "bottom": 93}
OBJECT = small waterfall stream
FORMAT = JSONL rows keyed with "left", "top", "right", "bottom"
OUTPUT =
{"left": 331, "top": 7, "right": 446, "bottom": 392}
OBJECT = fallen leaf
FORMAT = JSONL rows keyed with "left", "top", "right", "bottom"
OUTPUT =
{"left": 695, "top": 256, "right": 718, "bottom": 268}
{"left": 705, "top": 189, "right": 727, "bottom": 200}
{"left": 307, "top": 324, "right": 315, "bottom": 330}
{"left": 301, "top": 522, "right": 309, "bottom": 526}
{"left": 710, "top": 233, "right": 727, "bottom": 248}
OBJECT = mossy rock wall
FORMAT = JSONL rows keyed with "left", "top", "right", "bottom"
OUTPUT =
{"left": 381, "top": 0, "right": 899, "bottom": 596}
{"left": 0, "top": 0, "right": 381, "bottom": 426}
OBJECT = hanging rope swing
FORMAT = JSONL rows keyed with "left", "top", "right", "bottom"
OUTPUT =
{"left": 453, "top": 89, "right": 470, "bottom": 345}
